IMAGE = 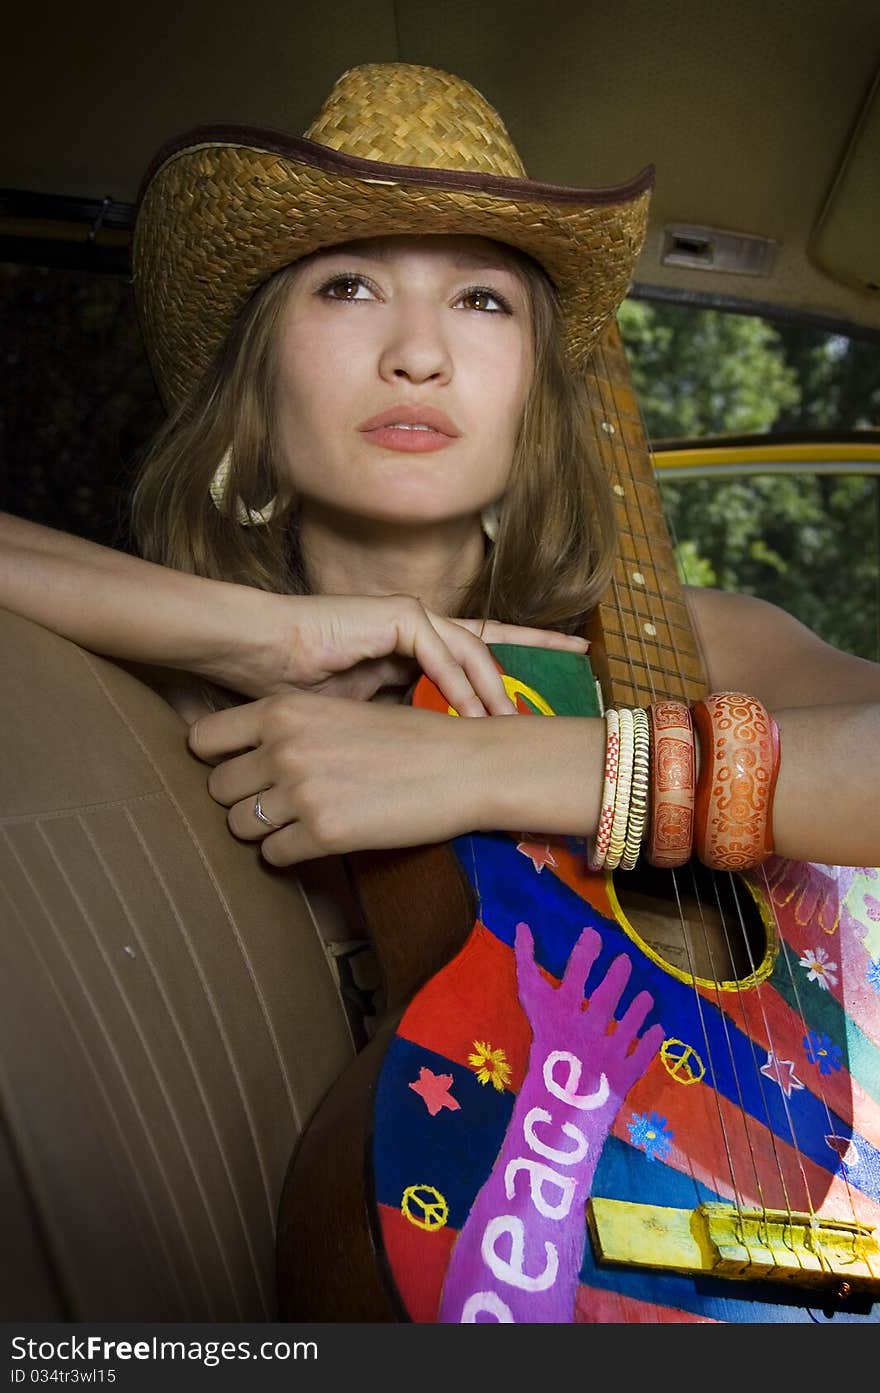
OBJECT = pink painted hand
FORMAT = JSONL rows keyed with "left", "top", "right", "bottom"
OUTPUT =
{"left": 513, "top": 922, "right": 665, "bottom": 1124}
{"left": 438, "top": 923, "right": 664, "bottom": 1323}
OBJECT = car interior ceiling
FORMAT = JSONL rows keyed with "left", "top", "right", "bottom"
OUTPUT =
{"left": 2, "top": 0, "right": 879, "bottom": 340}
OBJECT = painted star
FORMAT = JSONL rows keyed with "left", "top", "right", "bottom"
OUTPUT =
{"left": 408, "top": 1067, "right": 461, "bottom": 1116}
{"left": 516, "top": 837, "right": 559, "bottom": 873}
{"left": 825, "top": 1134, "right": 861, "bottom": 1172}
{"left": 759, "top": 1049, "right": 805, "bottom": 1097}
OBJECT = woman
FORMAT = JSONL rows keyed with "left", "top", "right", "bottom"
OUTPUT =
{"left": 2, "top": 60, "right": 878, "bottom": 876}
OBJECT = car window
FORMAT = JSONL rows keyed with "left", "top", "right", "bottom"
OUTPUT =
{"left": 0, "top": 261, "right": 162, "bottom": 549}
{"left": 617, "top": 297, "right": 880, "bottom": 661}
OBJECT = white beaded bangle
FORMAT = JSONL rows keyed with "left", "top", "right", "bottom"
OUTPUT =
{"left": 621, "top": 706, "right": 650, "bottom": 870}
{"left": 605, "top": 706, "right": 635, "bottom": 872}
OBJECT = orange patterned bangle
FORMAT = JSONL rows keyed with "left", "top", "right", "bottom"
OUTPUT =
{"left": 692, "top": 691, "right": 781, "bottom": 871}
{"left": 647, "top": 700, "right": 695, "bottom": 869}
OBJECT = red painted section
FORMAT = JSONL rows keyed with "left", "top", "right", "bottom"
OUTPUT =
{"left": 574, "top": 1284, "right": 718, "bottom": 1323}
{"left": 397, "top": 923, "right": 533, "bottom": 1090}
{"left": 377, "top": 1202, "right": 458, "bottom": 1323}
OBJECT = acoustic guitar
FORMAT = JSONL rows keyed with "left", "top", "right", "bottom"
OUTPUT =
{"left": 276, "top": 323, "right": 880, "bottom": 1324}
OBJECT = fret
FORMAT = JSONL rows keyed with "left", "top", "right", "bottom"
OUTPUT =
{"left": 601, "top": 609, "right": 702, "bottom": 656}
{"left": 610, "top": 553, "right": 672, "bottom": 590}
{"left": 590, "top": 657, "right": 707, "bottom": 708}
{"left": 615, "top": 533, "right": 680, "bottom": 578}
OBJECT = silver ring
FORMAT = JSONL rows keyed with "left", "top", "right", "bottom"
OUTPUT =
{"left": 253, "top": 793, "right": 282, "bottom": 830}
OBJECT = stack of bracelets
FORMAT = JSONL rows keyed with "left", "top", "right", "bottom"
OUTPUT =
{"left": 586, "top": 691, "right": 781, "bottom": 874}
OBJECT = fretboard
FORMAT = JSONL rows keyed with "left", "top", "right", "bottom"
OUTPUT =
{"left": 583, "top": 320, "right": 708, "bottom": 707}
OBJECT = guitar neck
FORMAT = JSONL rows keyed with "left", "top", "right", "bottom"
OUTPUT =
{"left": 583, "top": 321, "right": 709, "bottom": 707}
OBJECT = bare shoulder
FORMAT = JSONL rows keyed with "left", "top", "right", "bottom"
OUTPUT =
{"left": 683, "top": 585, "right": 880, "bottom": 708}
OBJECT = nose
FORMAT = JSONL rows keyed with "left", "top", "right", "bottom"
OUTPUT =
{"left": 378, "top": 300, "right": 453, "bottom": 386}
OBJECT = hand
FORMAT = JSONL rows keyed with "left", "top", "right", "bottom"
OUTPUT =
{"left": 214, "top": 590, "right": 589, "bottom": 717}
{"left": 514, "top": 922, "right": 664, "bottom": 1118}
{"left": 188, "top": 688, "right": 491, "bottom": 864}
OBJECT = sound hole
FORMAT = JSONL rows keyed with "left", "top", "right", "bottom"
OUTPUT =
{"left": 615, "top": 860, "right": 767, "bottom": 984}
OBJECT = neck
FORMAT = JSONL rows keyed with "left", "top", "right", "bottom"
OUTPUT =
{"left": 298, "top": 507, "right": 488, "bottom": 614}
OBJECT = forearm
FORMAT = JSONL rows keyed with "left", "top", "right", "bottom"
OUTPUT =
{"left": 475, "top": 702, "right": 880, "bottom": 869}
{"left": 769, "top": 703, "right": 879, "bottom": 865}
{"left": 0, "top": 511, "right": 266, "bottom": 686}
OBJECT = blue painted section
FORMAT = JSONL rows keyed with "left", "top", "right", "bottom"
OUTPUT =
{"left": 373, "top": 1034, "right": 513, "bottom": 1230}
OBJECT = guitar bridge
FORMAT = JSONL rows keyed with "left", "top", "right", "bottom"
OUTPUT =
{"left": 587, "top": 1198, "right": 880, "bottom": 1293}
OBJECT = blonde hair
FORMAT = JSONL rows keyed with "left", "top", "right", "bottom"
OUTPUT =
{"left": 131, "top": 248, "right": 616, "bottom": 635}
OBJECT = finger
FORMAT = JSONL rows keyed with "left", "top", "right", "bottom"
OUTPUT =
{"left": 583, "top": 951, "right": 632, "bottom": 1026}
{"left": 513, "top": 921, "right": 544, "bottom": 1001}
{"left": 453, "top": 618, "right": 590, "bottom": 653}
{"left": 396, "top": 609, "right": 494, "bottom": 718}
{"left": 259, "top": 821, "right": 327, "bottom": 867}
{"left": 188, "top": 700, "right": 268, "bottom": 763}
{"left": 430, "top": 619, "right": 524, "bottom": 716}
{"left": 626, "top": 1021, "right": 666, "bottom": 1078}
{"left": 227, "top": 788, "right": 288, "bottom": 842}
{"left": 319, "top": 655, "right": 417, "bottom": 702}
{"left": 205, "top": 747, "right": 272, "bottom": 809}
{"left": 560, "top": 926, "right": 603, "bottom": 1004}
{"left": 614, "top": 988, "right": 656, "bottom": 1054}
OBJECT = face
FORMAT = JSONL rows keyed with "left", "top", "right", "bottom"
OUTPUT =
{"left": 272, "top": 235, "right": 533, "bottom": 531}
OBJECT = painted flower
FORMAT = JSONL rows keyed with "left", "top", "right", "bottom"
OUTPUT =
{"left": 803, "top": 1029, "right": 843, "bottom": 1075}
{"left": 468, "top": 1040, "right": 512, "bottom": 1091}
{"left": 797, "top": 945, "right": 838, "bottom": 990}
{"left": 627, "top": 1110, "right": 673, "bottom": 1162}
{"left": 867, "top": 959, "right": 880, "bottom": 994}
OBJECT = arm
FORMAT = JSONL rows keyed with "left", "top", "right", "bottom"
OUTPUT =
{"left": 0, "top": 511, "right": 274, "bottom": 700}
{"left": 192, "top": 588, "right": 880, "bottom": 868}
{"left": 0, "top": 511, "right": 589, "bottom": 720}
{"left": 495, "top": 589, "right": 880, "bottom": 864}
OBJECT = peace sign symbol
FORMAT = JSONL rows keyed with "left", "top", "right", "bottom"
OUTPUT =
{"left": 660, "top": 1037, "right": 705, "bottom": 1085}
{"left": 401, "top": 1183, "right": 449, "bottom": 1231}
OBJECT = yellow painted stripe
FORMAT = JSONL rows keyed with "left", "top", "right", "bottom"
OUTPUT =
{"left": 652, "top": 441, "right": 880, "bottom": 470}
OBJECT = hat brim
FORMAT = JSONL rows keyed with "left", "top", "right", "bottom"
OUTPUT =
{"left": 133, "top": 127, "right": 654, "bottom": 410}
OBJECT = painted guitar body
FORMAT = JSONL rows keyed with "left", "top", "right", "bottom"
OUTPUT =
{"left": 370, "top": 645, "right": 880, "bottom": 1323}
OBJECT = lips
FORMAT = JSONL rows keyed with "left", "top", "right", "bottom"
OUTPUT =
{"left": 357, "top": 403, "right": 461, "bottom": 438}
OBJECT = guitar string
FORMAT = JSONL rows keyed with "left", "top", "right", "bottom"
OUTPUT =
{"left": 598, "top": 331, "right": 829, "bottom": 1259}
{"left": 591, "top": 338, "right": 748, "bottom": 1216}
{"left": 607, "top": 363, "right": 815, "bottom": 1264}
{"left": 711, "top": 864, "right": 817, "bottom": 1273}
{"left": 750, "top": 857, "right": 868, "bottom": 1273}
{"left": 653, "top": 469, "right": 863, "bottom": 1268}
{"left": 652, "top": 495, "right": 807, "bottom": 1237}
{"left": 615, "top": 353, "right": 859, "bottom": 1277}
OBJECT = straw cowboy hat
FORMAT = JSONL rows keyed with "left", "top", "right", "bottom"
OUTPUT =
{"left": 133, "top": 62, "right": 654, "bottom": 411}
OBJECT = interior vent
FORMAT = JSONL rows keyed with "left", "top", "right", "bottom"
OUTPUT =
{"left": 661, "top": 224, "right": 779, "bottom": 277}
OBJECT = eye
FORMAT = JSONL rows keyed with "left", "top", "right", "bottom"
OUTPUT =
{"left": 455, "top": 285, "right": 513, "bottom": 314}
{"left": 317, "top": 274, "right": 377, "bottom": 302}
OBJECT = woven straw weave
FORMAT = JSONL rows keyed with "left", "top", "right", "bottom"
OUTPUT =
{"left": 133, "top": 63, "right": 653, "bottom": 409}
{"left": 306, "top": 64, "right": 528, "bottom": 177}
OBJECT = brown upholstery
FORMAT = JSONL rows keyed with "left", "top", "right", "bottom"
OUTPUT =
{"left": 0, "top": 609, "right": 356, "bottom": 1320}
